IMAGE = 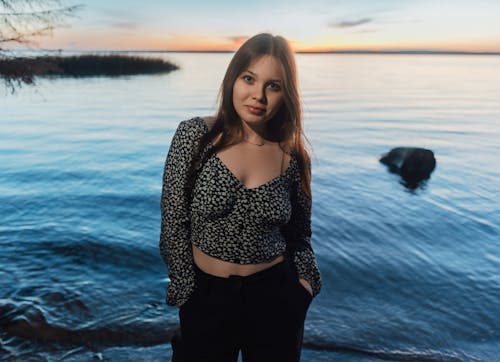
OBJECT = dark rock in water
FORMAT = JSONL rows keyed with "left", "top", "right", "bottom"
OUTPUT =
{"left": 379, "top": 147, "right": 436, "bottom": 188}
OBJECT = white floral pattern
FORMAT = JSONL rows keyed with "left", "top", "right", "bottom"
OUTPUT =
{"left": 160, "top": 117, "right": 321, "bottom": 307}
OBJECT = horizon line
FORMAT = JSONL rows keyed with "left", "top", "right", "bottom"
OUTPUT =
{"left": 12, "top": 48, "right": 500, "bottom": 56}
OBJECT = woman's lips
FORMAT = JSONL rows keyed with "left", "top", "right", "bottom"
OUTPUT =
{"left": 246, "top": 105, "right": 266, "bottom": 115}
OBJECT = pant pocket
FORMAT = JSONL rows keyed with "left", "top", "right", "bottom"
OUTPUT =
{"left": 179, "top": 281, "right": 201, "bottom": 311}
{"left": 283, "top": 263, "right": 312, "bottom": 309}
{"left": 285, "top": 260, "right": 312, "bottom": 302}
{"left": 296, "top": 278, "right": 313, "bottom": 306}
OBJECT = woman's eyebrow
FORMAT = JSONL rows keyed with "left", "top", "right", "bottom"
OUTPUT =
{"left": 244, "top": 69, "right": 282, "bottom": 82}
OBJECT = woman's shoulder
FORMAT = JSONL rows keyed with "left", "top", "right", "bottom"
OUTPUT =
{"left": 176, "top": 116, "right": 213, "bottom": 137}
{"left": 178, "top": 116, "right": 203, "bottom": 128}
{"left": 183, "top": 115, "right": 215, "bottom": 128}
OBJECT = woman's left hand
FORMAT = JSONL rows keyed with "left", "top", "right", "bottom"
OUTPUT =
{"left": 299, "top": 278, "right": 313, "bottom": 297}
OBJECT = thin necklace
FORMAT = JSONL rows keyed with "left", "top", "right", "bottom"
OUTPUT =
{"left": 244, "top": 137, "right": 266, "bottom": 146}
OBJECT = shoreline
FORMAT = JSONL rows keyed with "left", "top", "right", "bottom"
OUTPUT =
{"left": 0, "top": 54, "right": 179, "bottom": 85}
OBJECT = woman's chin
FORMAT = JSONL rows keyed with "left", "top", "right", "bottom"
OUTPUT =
{"left": 239, "top": 112, "right": 271, "bottom": 124}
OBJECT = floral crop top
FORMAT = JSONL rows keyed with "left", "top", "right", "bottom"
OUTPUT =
{"left": 159, "top": 117, "right": 322, "bottom": 307}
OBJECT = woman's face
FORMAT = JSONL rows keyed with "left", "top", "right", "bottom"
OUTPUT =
{"left": 232, "top": 55, "right": 284, "bottom": 126}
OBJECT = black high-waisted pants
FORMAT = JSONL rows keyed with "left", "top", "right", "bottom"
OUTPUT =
{"left": 171, "top": 254, "right": 313, "bottom": 362}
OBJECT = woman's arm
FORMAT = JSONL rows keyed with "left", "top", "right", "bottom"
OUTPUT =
{"left": 159, "top": 118, "right": 202, "bottom": 307}
{"left": 283, "top": 158, "right": 322, "bottom": 298}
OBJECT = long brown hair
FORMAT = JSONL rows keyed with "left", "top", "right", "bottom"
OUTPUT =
{"left": 187, "top": 33, "right": 312, "bottom": 199}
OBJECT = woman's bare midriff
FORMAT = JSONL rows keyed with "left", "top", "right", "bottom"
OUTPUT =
{"left": 192, "top": 244, "right": 284, "bottom": 277}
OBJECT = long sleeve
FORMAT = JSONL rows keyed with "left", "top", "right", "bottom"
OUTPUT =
{"left": 159, "top": 118, "right": 201, "bottom": 307}
{"left": 284, "top": 158, "right": 322, "bottom": 298}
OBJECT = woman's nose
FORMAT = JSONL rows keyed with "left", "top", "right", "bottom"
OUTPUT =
{"left": 251, "top": 88, "right": 266, "bottom": 103}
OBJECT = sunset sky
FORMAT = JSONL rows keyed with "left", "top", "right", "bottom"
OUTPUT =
{"left": 17, "top": 0, "right": 500, "bottom": 52}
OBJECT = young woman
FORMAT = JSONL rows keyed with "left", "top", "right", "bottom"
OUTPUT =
{"left": 159, "top": 33, "right": 322, "bottom": 362}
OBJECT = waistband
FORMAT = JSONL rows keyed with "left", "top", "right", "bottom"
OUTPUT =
{"left": 193, "top": 255, "right": 291, "bottom": 286}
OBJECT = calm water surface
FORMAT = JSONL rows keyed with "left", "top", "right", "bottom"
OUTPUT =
{"left": 1, "top": 52, "right": 499, "bottom": 361}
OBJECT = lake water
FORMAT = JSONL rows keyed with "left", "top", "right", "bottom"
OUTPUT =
{"left": 1, "top": 52, "right": 499, "bottom": 361}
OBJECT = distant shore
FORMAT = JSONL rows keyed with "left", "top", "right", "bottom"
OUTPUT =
{"left": 0, "top": 54, "right": 179, "bottom": 84}
{"left": 15, "top": 49, "right": 500, "bottom": 56}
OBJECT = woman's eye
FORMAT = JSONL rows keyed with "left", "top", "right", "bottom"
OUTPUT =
{"left": 243, "top": 75, "right": 253, "bottom": 82}
{"left": 268, "top": 83, "right": 281, "bottom": 91}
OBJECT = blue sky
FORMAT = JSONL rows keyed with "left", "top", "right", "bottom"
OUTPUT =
{"left": 26, "top": 0, "right": 500, "bottom": 52}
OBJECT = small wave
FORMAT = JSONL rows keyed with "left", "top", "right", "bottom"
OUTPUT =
{"left": 303, "top": 341, "right": 479, "bottom": 362}
{"left": 0, "top": 299, "right": 174, "bottom": 349}
{"left": 2, "top": 236, "right": 160, "bottom": 274}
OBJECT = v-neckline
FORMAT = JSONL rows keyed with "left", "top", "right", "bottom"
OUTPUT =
{"left": 197, "top": 116, "right": 295, "bottom": 191}
{"left": 213, "top": 152, "right": 294, "bottom": 191}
